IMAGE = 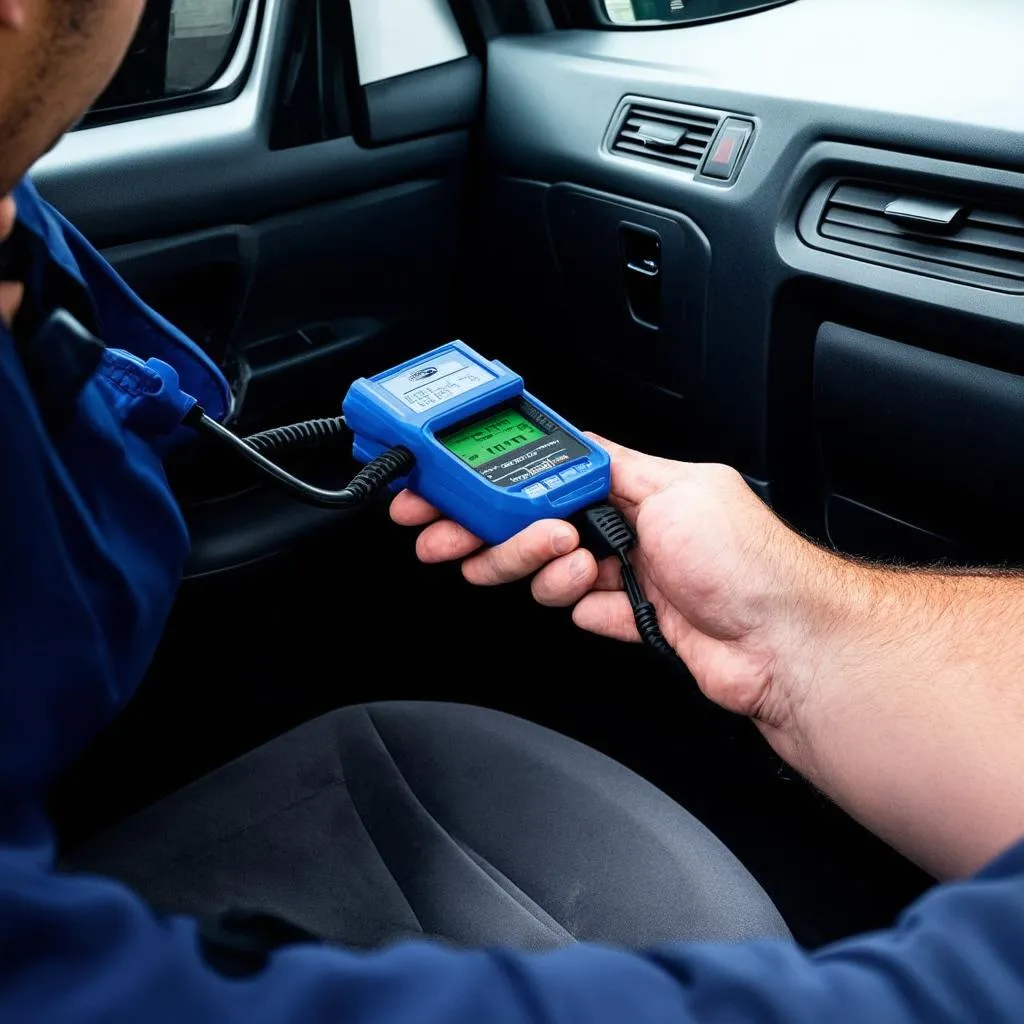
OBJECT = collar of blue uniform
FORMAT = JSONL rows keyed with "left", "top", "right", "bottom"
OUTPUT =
{"left": 11, "top": 177, "right": 232, "bottom": 425}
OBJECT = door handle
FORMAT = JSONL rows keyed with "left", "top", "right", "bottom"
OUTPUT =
{"left": 620, "top": 226, "right": 662, "bottom": 329}
{"left": 626, "top": 257, "right": 660, "bottom": 278}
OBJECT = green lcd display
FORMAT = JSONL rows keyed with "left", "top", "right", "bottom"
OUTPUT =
{"left": 442, "top": 410, "right": 547, "bottom": 467}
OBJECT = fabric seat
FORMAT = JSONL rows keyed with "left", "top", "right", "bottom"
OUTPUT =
{"left": 64, "top": 702, "right": 789, "bottom": 950}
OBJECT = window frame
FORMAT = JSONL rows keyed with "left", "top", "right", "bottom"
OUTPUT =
{"left": 554, "top": 0, "right": 800, "bottom": 32}
{"left": 79, "top": 0, "right": 263, "bottom": 130}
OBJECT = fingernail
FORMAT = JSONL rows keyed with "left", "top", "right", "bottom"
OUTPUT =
{"left": 569, "top": 552, "right": 590, "bottom": 581}
{"left": 553, "top": 531, "right": 576, "bottom": 555}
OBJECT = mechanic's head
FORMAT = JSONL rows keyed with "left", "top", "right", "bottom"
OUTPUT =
{"left": 0, "top": 0, "right": 144, "bottom": 195}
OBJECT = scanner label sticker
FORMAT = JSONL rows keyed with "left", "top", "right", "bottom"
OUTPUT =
{"left": 382, "top": 356, "right": 495, "bottom": 413}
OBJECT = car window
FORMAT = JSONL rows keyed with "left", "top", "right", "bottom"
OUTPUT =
{"left": 91, "top": 0, "right": 250, "bottom": 116}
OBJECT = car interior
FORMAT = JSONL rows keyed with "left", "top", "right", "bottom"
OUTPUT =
{"left": 41, "top": 0, "right": 1024, "bottom": 950}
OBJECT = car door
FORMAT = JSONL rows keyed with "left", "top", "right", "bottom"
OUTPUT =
{"left": 35, "top": 0, "right": 483, "bottom": 577}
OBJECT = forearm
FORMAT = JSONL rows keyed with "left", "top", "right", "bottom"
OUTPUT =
{"left": 761, "top": 547, "right": 1024, "bottom": 878}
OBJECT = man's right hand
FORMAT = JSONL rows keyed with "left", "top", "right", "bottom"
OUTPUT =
{"left": 392, "top": 436, "right": 830, "bottom": 730}
{"left": 394, "top": 434, "right": 1024, "bottom": 876}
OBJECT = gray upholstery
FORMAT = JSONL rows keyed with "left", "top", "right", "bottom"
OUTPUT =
{"left": 66, "top": 702, "right": 789, "bottom": 950}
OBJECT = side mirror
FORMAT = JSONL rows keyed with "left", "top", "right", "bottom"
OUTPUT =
{"left": 602, "top": 0, "right": 796, "bottom": 27}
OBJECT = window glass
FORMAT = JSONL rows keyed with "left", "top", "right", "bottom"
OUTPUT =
{"left": 92, "top": 0, "right": 248, "bottom": 113}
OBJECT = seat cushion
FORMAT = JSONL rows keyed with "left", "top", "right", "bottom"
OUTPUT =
{"left": 63, "top": 702, "right": 789, "bottom": 950}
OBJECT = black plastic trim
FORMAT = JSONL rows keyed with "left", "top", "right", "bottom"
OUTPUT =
{"left": 814, "top": 322, "right": 1024, "bottom": 557}
{"left": 360, "top": 56, "right": 484, "bottom": 147}
{"left": 185, "top": 486, "right": 360, "bottom": 579}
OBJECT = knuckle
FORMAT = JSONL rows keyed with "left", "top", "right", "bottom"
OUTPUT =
{"left": 501, "top": 527, "right": 547, "bottom": 576}
{"left": 470, "top": 542, "right": 520, "bottom": 585}
{"left": 418, "top": 521, "right": 467, "bottom": 562}
{"left": 443, "top": 526, "right": 467, "bottom": 560}
{"left": 707, "top": 462, "right": 745, "bottom": 489}
{"left": 484, "top": 542, "right": 516, "bottom": 581}
{"left": 532, "top": 526, "right": 559, "bottom": 563}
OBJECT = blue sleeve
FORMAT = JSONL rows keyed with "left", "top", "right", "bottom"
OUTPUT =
{"left": 4, "top": 842, "right": 1024, "bottom": 1023}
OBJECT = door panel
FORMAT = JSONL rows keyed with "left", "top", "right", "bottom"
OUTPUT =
{"left": 465, "top": 1, "right": 1024, "bottom": 563}
{"left": 33, "top": 0, "right": 479, "bottom": 576}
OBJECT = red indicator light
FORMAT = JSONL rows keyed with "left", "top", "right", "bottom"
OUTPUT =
{"left": 713, "top": 135, "right": 737, "bottom": 164}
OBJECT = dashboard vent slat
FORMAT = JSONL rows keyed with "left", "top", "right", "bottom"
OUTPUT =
{"left": 819, "top": 222, "right": 1024, "bottom": 283}
{"left": 609, "top": 101, "right": 721, "bottom": 173}
{"left": 806, "top": 180, "right": 1024, "bottom": 293}
{"left": 967, "top": 209, "right": 1024, "bottom": 234}
{"left": 824, "top": 208, "right": 1024, "bottom": 260}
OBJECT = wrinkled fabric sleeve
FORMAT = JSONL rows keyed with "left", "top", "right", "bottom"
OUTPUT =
{"left": 4, "top": 843, "right": 1024, "bottom": 1024}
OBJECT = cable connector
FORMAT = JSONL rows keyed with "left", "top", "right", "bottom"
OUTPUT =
{"left": 572, "top": 503, "right": 637, "bottom": 560}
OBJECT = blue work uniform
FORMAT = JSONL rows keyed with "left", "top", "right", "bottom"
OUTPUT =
{"left": 2, "top": 176, "right": 1024, "bottom": 1023}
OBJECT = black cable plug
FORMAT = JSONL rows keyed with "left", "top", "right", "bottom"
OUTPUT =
{"left": 573, "top": 503, "right": 637, "bottom": 560}
{"left": 574, "top": 503, "right": 686, "bottom": 673}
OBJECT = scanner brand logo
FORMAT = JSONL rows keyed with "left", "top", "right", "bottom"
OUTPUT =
{"left": 410, "top": 366, "right": 439, "bottom": 381}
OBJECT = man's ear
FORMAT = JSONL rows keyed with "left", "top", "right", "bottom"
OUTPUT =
{"left": 0, "top": 0, "right": 26, "bottom": 30}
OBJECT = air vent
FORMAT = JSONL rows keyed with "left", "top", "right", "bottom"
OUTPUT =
{"left": 804, "top": 180, "right": 1024, "bottom": 293}
{"left": 609, "top": 101, "right": 720, "bottom": 172}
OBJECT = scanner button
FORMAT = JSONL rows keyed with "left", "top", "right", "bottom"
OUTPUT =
{"left": 524, "top": 483, "right": 547, "bottom": 498}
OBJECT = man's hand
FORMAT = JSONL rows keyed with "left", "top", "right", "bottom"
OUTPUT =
{"left": 0, "top": 195, "right": 24, "bottom": 330}
{"left": 391, "top": 436, "right": 826, "bottom": 728}
{"left": 394, "top": 436, "right": 1024, "bottom": 877}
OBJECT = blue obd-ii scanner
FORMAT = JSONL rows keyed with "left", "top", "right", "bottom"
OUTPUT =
{"left": 343, "top": 341, "right": 611, "bottom": 545}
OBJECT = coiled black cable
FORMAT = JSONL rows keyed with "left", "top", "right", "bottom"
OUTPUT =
{"left": 243, "top": 417, "right": 349, "bottom": 457}
{"left": 188, "top": 406, "right": 413, "bottom": 509}
{"left": 575, "top": 504, "right": 686, "bottom": 672}
{"left": 621, "top": 563, "right": 681, "bottom": 666}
